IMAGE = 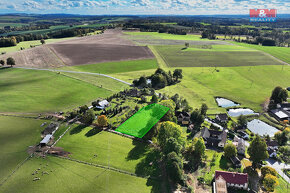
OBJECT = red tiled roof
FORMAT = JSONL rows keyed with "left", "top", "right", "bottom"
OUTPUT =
{"left": 215, "top": 171, "right": 248, "bottom": 185}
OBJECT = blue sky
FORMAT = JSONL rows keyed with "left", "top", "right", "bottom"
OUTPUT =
{"left": 0, "top": 0, "right": 289, "bottom": 15}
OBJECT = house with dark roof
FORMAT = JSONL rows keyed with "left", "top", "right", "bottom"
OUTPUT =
{"left": 216, "top": 113, "right": 228, "bottom": 123}
{"left": 233, "top": 136, "right": 246, "bottom": 155}
{"left": 230, "top": 156, "right": 241, "bottom": 168}
{"left": 277, "top": 102, "right": 290, "bottom": 111}
{"left": 266, "top": 140, "right": 279, "bottom": 158}
{"left": 201, "top": 127, "right": 227, "bottom": 148}
{"left": 214, "top": 171, "right": 248, "bottom": 192}
{"left": 287, "top": 87, "right": 290, "bottom": 91}
{"left": 176, "top": 111, "right": 191, "bottom": 125}
{"left": 41, "top": 123, "right": 58, "bottom": 136}
{"left": 269, "top": 109, "right": 290, "bottom": 122}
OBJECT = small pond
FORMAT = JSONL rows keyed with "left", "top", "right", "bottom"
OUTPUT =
{"left": 247, "top": 119, "right": 279, "bottom": 137}
{"left": 227, "top": 108, "right": 258, "bottom": 117}
{"left": 215, "top": 97, "right": 240, "bottom": 108}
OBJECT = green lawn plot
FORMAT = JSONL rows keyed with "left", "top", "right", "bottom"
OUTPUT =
{"left": 0, "top": 156, "right": 154, "bottom": 193}
{"left": 116, "top": 103, "right": 169, "bottom": 138}
{"left": 57, "top": 126, "right": 150, "bottom": 173}
{"left": 232, "top": 42, "right": 290, "bottom": 64}
{"left": 60, "top": 72, "right": 130, "bottom": 93}
{"left": 59, "top": 59, "right": 158, "bottom": 74}
{"left": 0, "top": 37, "right": 75, "bottom": 54}
{"left": 0, "top": 116, "right": 45, "bottom": 182}
{"left": 123, "top": 31, "right": 209, "bottom": 41}
{"left": 276, "top": 175, "right": 290, "bottom": 193}
{"left": 113, "top": 65, "right": 290, "bottom": 114}
{"left": 0, "top": 68, "right": 112, "bottom": 113}
{"left": 153, "top": 45, "right": 283, "bottom": 67}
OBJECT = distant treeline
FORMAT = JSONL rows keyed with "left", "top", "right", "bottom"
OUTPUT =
{"left": 0, "top": 27, "right": 106, "bottom": 48}
{"left": 123, "top": 23, "right": 187, "bottom": 35}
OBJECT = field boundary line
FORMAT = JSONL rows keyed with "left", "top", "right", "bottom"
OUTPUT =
{"left": 52, "top": 155, "right": 159, "bottom": 180}
{"left": 14, "top": 67, "right": 132, "bottom": 85}
{"left": 0, "top": 154, "right": 33, "bottom": 187}
{"left": 148, "top": 45, "right": 168, "bottom": 68}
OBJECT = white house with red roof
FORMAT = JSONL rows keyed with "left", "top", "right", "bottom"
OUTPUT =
{"left": 214, "top": 171, "right": 248, "bottom": 192}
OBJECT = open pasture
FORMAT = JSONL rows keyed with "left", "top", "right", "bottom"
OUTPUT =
{"left": 0, "top": 116, "right": 45, "bottom": 182}
{"left": 114, "top": 65, "right": 290, "bottom": 113}
{"left": 116, "top": 103, "right": 169, "bottom": 138}
{"left": 153, "top": 45, "right": 283, "bottom": 67}
{"left": 0, "top": 156, "right": 154, "bottom": 193}
{"left": 0, "top": 68, "right": 112, "bottom": 113}
{"left": 57, "top": 126, "right": 150, "bottom": 173}
{"left": 232, "top": 42, "right": 290, "bottom": 64}
{"left": 60, "top": 59, "right": 158, "bottom": 74}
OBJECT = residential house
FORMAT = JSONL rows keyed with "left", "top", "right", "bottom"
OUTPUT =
{"left": 216, "top": 113, "right": 228, "bottom": 123}
{"left": 215, "top": 171, "right": 248, "bottom": 191}
{"left": 176, "top": 111, "right": 191, "bottom": 125}
{"left": 96, "top": 100, "right": 110, "bottom": 110}
{"left": 269, "top": 109, "right": 290, "bottom": 122}
{"left": 233, "top": 136, "right": 246, "bottom": 155}
{"left": 214, "top": 175, "right": 228, "bottom": 193}
{"left": 41, "top": 123, "right": 58, "bottom": 136}
{"left": 266, "top": 140, "right": 279, "bottom": 158}
{"left": 277, "top": 102, "right": 290, "bottom": 111}
{"left": 230, "top": 156, "right": 241, "bottom": 168}
{"left": 201, "top": 127, "right": 227, "bottom": 148}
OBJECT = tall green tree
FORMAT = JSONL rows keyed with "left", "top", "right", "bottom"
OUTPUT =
{"left": 248, "top": 135, "right": 269, "bottom": 168}
{"left": 0, "top": 60, "right": 4, "bottom": 66}
{"left": 270, "top": 86, "right": 288, "bottom": 104}
{"left": 80, "top": 109, "right": 95, "bottom": 125}
{"left": 166, "top": 152, "right": 183, "bottom": 184}
{"left": 190, "top": 109, "right": 204, "bottom": 129}
{"left": 159, "top": 100, "right": 177, "bottom": 122}
{"left": 173, "top": 69, "right": 183, "bottom": 81}
{"left": 200, "top": 103, "right": 208, "bottom": 116}
{"left": 194, "top": 137, "right": 206, "bottom": 163}
{"left": 6, "top": 57, "right": 15, "bottom": 67}
{"left": 224, "top": 143, "right": 237, "bottom": 158}
{"left": 156, "top": 121, "right": 185, "bottom": 149}
{"left": 274, "top": 128, "right": 290, "bottom": 146}
{"left": 151, "top": 94, "right": 158, "bottom": 104}
{"left": 237, "top": 115, "right": 247, "bottom": 128}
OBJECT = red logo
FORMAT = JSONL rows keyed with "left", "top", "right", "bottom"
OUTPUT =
{"left": 250, "top": 9, "right": 276, "bottom": 18}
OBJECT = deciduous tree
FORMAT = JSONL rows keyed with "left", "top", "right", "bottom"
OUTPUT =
{"left": 6, "top": 57, "right": 15, "bottom": 67}
{"left": 97, "top": 115, "right": 108, "bottom": 127}
{"left": 224, "top": 143, "right": 237, "bottom": 158}
{"left": 248, "top": 135, "right": 269, "bottom": 168}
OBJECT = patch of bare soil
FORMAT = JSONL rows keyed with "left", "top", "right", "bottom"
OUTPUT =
{"left": 0, "top": 45, "right": 64, "bottom": 68}
{"left": 48, "top": 43, "right": 154, "bottom": 66}
{"left": 47, "top": 147, "right": 71, "bottom": 157}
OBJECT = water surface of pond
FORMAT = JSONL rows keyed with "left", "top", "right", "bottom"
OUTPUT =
{"left": 227, "top": 108, "right": 258, "bottom": 117}
{"left": 216, "top": 97, "right": 240, "bottom": 108}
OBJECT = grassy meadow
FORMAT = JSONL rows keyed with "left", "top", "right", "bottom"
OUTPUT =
{"left": 153, "top": 45, "right": 283, "bottom": 67}
{"left": 0, "top": 68, "right": 112, "bottom": 113}
{"left": 232, "top": 42, "right": 290, "bottom": 64}
{"left": 57, "top": 126, "right": 150, "bottom": 174}
{"left": 0, "top": 116, "right": 45, "bottom": 182}
{"left": 59, "top": 59, "right": 158, "bottom": 74}
{"left": 0, "top": 156, "right": 154, "bottom": 193}
{"left": 124, "top": 31, "right": 213, "bottom": 41}
{"left": 114, "top": 65, "right": 290, "bottom": 113}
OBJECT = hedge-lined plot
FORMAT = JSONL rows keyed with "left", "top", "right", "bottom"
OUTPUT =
{"left": 116, "top": 103, "right": 169, "bottom": 138}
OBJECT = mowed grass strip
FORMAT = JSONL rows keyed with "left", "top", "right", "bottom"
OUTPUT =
{"left": 0, "top": 116, "right": 45, "bottom": 182}
{"left": 0, "top": 156, "right": 153, "bottom": 193}
{"left": 232, "top": 42, "right": 290, "bottom": 64}
{"left": 154, "top": 45, "right": 283, "bottom": 67}
{"left": 124, "top": 31, "right": 212, "bottom": 41}
{"left": 0, "top": 68, "right": 112, "bottom": 113}
{"left": 59, "top": 59, "right": 158, "bottom": 74}
{"left": 57, "top": 126, "right": 150, "bottom": 173}
{"left": 116, "top": 104, "right": 169, "bottom": 138}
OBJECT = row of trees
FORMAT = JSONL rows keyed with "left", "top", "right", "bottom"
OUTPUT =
{"left": 0, "top": 57, "right": 16, "bottom": 67}
{"left": 133, "top": 68, "right": 183, "bottom": 89}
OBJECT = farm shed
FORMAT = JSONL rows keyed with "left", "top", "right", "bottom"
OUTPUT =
{"left": 40, "top": 134, "right": 52, "bottom": 147}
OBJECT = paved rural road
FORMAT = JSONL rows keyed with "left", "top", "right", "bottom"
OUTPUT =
{"left": 266, "top": 158, "right": 290, "bottom": 183}
{"left": 15, "top": 67, "right": 132, "bottom": 85}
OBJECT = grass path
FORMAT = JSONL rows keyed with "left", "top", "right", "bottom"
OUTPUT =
{"left": 148, "top": 45, "right": 168, "bottom": 68}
